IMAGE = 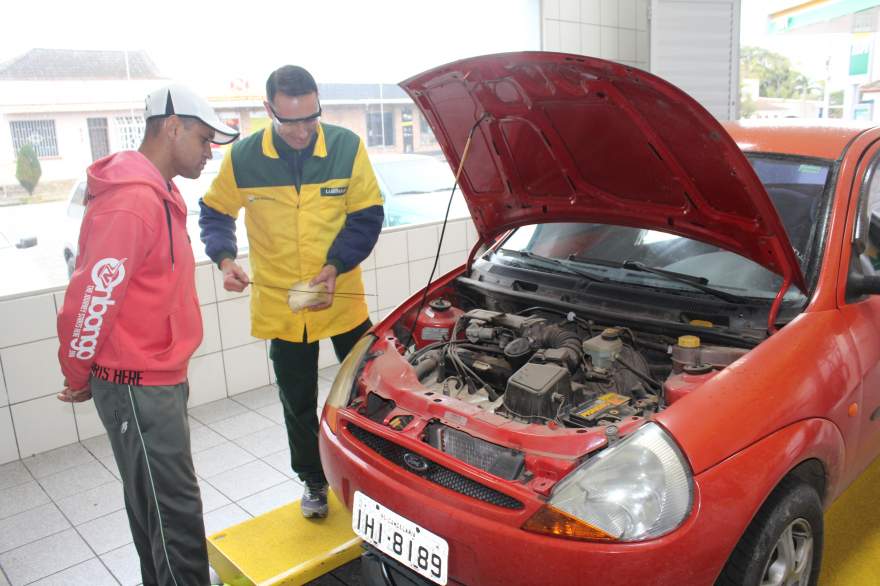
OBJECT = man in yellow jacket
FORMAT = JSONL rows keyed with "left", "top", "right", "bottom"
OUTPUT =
{"left": 199, "top": 65, "right": 383, "bottom": 518}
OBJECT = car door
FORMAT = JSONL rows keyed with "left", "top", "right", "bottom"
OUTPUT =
{"left": 839, "top": 141, "right": 880, "bottom": 476}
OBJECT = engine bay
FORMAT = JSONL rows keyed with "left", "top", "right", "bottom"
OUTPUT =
{"left": 393, "top": 292, "right": 750, "bottom": 430}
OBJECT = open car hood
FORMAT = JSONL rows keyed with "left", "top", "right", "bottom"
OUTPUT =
{"left": 400, "top": 52, "right": 806, "bottom": 291}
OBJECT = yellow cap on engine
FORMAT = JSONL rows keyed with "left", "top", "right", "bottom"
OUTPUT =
{"left": 689, "top": 319, "right": 713, "bottom": 328}
{"left": 678, "top": 335, "right": 701, "bottom": 348}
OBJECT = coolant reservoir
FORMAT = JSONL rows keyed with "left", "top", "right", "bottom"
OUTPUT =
{"left": 583, "top": 327, "right": 623, "bottom": 372}
{"left": 672, "top": 335, "right": 701, "bottom": 373}
{"left": 664, "top": 364, "right": 718, "bottom": 404}
{"left": 671, "top": 335, "right": 748, "bottom": 372}
{"left": 412, "top": 298, "right": 464, "bottom": 348}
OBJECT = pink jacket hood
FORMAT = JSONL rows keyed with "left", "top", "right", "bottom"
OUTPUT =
{"left": 57, "top": 151, "right": 203, "bottom": 389}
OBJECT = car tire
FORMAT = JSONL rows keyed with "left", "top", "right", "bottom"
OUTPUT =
{"left": 716, "top": 478, "right": 823, "bottom": 586}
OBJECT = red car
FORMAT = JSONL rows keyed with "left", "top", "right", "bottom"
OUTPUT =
{"left": 319, "top": 52, "right": 880, "bottom": 586}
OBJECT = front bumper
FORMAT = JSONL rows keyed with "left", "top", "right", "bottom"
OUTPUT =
{"left": 319, "top": 416, "right": 746, "bottom": 586}
{"left": 361, "top": 545, "right": 443, "bottom": 586}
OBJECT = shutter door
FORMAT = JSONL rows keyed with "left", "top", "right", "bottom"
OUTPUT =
{"left": 650, "top": 0, "right": 741, "bottom": 120}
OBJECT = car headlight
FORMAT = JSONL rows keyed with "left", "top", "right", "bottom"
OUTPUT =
{"left": 323, "top": 334, "right": 376, "bottom": 435}
{"left": 523, "top": 423, "right": 693, "bottom": 542}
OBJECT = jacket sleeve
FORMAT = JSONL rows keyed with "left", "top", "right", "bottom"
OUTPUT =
{"left": 199, "top": 201, "right": 238, "bottom": 266}
{"left": 326, "top": 139, "right": 385, "bottom": 273}
{"left": 200, "top": 148, "right": 242, "bottom": 267}
{"left": 326, "top": 206, "right": 384, "bottom": 273}
{"left": 57, "top": 210, "right": 151, "bottom": 389}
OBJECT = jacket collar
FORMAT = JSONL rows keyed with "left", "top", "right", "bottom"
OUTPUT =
{"left": 261, "top": 123, "right": 328, "bottom": 159}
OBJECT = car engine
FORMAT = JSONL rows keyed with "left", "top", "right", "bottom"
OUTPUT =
{"left": 406, "top": 307, "right": 663, "bottom": 428}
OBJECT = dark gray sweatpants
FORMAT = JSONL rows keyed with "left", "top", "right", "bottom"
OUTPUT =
{"left": 91, "top": 377, "right": 209, "bottom": 586}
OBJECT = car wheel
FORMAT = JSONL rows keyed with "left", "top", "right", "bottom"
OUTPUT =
{"left": 716, "top": 478, "right": 822, "bottom": 586}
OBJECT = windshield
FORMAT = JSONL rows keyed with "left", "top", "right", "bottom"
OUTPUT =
{"left": 176, "top": 159, "right": 221, "bottom": 214}
{"left": 373, "top": 156, "right": 455, "bottom": 195}
{"left": 496, "top": 155, "right": 831, "bottom": 301}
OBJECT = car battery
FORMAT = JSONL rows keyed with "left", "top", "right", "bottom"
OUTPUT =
{"left": 567, "top": 392, "right": 633, "bottom": 426}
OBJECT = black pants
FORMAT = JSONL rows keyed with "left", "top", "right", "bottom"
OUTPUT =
{"left": 91, "top": 377, "right": 209, "bottom": 586}
{"left": 270, "top": 319, "right": 371, "bottom": 484}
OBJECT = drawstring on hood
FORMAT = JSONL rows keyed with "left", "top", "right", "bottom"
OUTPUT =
{"left": 86, "top": 151, "right": 186, "bottom": 272}
{"left": 163, "top": 199, "right": 175, "bottom": 271}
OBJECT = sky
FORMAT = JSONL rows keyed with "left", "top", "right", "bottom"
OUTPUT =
{"left": 0, "top": 0, "right": 540, "bottom": 88}
{"left": 0, "top": 1, "right": 863, "bottom": 94}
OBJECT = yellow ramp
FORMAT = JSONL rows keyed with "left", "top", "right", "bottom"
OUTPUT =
{"left": 207, "top": 491, "right": 362, "bottom": 586}
{"left": 821, "top": 455, "right": 880, "bottom": 585}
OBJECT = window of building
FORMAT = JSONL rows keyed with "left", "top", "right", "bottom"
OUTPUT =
{"left": 115, "top": 115, "right": 146, "bottom": 150}
{"left": 419, "top": 114, "right": 438, "bottom": 146}
{"left": 366, "top": 110, "right": 394, "bottom": 147}
{"left": 9, "top": 120, "right": 59, "bottom": 157}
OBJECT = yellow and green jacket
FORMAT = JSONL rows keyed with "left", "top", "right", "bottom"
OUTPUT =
{"left": 199, "top": 123, "right": 383, "bottom": 342}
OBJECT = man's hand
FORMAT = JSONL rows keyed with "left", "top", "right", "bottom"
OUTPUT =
{"left": 308, "top": 265, "right": 338, "bottom": 310}
{"left": 58, "top": 380, "right": 92, "bottom": 403}
{"left": 220, "top": 258, "right": 250, "bottom": 292}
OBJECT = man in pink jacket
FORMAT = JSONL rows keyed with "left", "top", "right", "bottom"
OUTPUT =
{"left": 56, "top": 84, "right": 238, "bottom": 586}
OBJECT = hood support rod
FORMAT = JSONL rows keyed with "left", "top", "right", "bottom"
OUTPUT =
{"left": 767, "top": 273, "right": 792, "bottom": 334}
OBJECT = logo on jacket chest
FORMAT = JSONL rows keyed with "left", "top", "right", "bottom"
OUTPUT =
{"left": 320, "top": 186, "right": 347, "bottom": 197}
{"left": 246, "top": 194, "right": 276, "bottom": 203}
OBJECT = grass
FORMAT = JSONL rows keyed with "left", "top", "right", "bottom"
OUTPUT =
{"left": 0, "top": 178, "right": 76, "bottom": 206}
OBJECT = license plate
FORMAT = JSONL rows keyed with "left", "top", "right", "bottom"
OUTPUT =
{"left": 353, "top": 491, "right": 449, "bottom": 585}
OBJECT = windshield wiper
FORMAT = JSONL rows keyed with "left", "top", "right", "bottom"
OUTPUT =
{"left": 623, "top": 260, "right": 752, "bottom": 303}
{"left": 568, "top": 255, "right": 748, "bottom": 304}
{"left": 499, "top": 249, "right": 606, "bottom": 283}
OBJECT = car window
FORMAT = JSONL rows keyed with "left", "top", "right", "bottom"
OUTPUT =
{"left": 500, "top": 223, "right": 801, "bottom": 300}
{"left": 748, "top": 155, "right": 830, "bottom": 262}
{"left": 372, "top": 155, "right": 469, "bottom": 227}
{"left": 497, "top": 156, "right": 832, "bottom": 301}
{"left": 177, "top": 169, "right": 219, "bottom": 214}
{"left": 853, "top": 152, "right": 880, "bottom": 274}
{"left": 70, "top": 182, "right": 88, "bottom": 207}
{"left": 373, "top": 157, "right": 455, "bottom": 196}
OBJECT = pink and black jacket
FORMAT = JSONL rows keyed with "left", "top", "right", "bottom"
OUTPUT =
{"left": 57, "top": 151, "right": 203, "bottom": 390}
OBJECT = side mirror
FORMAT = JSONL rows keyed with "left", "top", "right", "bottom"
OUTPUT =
{"left": 15, "top": 236, "right": 38, "bottom": 249}
{"left": 847, "top": 271, "right": 880, "bottom": 297}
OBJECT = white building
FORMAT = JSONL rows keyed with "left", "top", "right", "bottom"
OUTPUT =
{"left": 0, "top": 49, "right": 166, "bottom": 190}
{"left": 0, "top": 49, "right": 440, "bottom": 197}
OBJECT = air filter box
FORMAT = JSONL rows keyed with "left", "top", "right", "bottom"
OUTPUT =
{"left": 503, "top": 362, "right": 570, "bottom": 422}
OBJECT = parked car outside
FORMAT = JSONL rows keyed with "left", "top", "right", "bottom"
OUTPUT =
{"left": 62, "top": 180, "right": 88, "bottom": 277}
{"left": 371, "top": 153, "right": 470, "bottom": 227}
{"left": 62, "top": 155, "right": 238, "bottom": 276}
{"left": 319, "top": 52, "right": 880, "bottom": 586}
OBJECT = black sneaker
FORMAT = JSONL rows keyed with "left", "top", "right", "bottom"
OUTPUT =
{"left": 301, "top": 481, "right": 329, "bottom": 518}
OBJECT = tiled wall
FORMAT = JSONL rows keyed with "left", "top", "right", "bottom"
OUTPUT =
{"left": 0, "top": 218, "right": 478, "bottom": 463}
{"left": 542, "top": 0, "right": 650, "bottom": 70}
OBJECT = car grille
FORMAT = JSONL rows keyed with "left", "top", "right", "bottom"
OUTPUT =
{"left": 346, "top": 423, "right": 524, "bottom": 510}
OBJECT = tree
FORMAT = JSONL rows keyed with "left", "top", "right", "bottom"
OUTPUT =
{"left": 740, "top": 46, "right": 822, "bottom": 100}
{"left": 15, "top": 143, "right": 41, "bottom": 195}
{"left": 740, "top": 91, "right": 757, "bottom": 119}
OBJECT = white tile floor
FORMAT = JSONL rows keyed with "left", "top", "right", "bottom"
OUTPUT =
{"left": 0, "top": 365, "right": 359, "bottom": 586}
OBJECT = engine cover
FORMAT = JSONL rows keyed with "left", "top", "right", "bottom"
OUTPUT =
{"left": 503, "top": 362, "right": 570, "bottom": 422}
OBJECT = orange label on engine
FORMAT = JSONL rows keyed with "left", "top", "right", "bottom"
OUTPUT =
{"left": 577, "top": 393, "right": 629, "bottom": 418}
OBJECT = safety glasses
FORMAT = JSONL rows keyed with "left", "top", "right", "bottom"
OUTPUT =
{"left": 268, "top": 103, "right": 322, "bottom": 126}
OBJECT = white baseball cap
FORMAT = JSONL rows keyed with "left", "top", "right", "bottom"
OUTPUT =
{"left": 145, "top": 84, "right": 240, "bottom": 145}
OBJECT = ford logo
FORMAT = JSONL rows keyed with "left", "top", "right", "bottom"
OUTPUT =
{"left": 403, "top": 452, "right": 429, "bottom": 473}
